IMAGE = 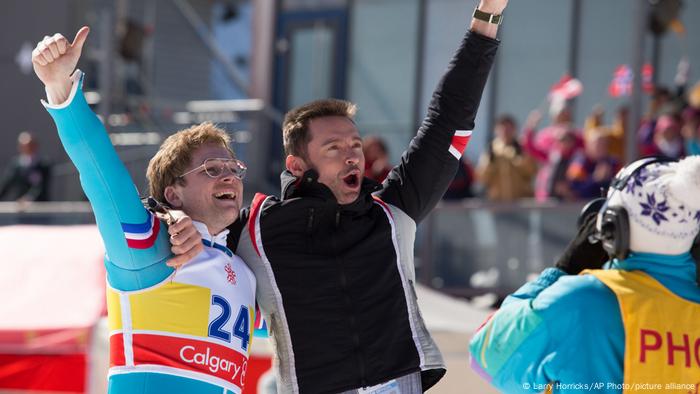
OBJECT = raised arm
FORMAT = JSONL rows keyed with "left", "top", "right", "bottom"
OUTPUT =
{"left": 33, "top": 28, "right": 173, "bottom": 291}
{"left": 376, "top": 0, "right": 505, "bottom": 222}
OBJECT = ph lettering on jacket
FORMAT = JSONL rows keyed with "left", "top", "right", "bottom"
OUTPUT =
{"left": 639, "top": 329, "right": 700, "bottom": 367}
{"left": 179, "top": 345, "right": 243, "bottom": 378}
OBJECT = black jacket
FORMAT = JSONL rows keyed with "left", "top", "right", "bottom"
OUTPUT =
{"left": 228, "top": 31, "right": 498, "bottom": 394}
{"left": 0, "top": 156, "right": 51, "bottom": 201}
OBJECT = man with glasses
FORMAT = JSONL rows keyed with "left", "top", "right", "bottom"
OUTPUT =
{"left": 33, "top": 27, "right": 256, "bottom": 394}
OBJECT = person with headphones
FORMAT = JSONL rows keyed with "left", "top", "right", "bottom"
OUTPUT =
{"left": 469, "top": 156, "right": 700, "bottom": 393}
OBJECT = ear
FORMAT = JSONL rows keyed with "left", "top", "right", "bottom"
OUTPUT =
{"left": 163, "top": 185, "right": 184, "bottom": 209}
{"left": 285, "top": 155, "right": 308, "bottom": 177}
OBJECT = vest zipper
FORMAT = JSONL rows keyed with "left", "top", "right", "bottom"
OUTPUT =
{"left": 305, "top": 208, "right": 315, "bottom": 253}
{"left": 332, "top": 208, "right": 367, "bottom": 386}
{"left": 306, "top": 208, "right": 315, "bottom": 233}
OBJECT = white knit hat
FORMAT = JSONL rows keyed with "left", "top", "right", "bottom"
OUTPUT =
{"left": 605, "top": 156, "right": 700, "bottom": 255}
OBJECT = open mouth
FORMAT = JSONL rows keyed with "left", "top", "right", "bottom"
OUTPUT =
{"left": 213, "top": 191, "right": 237, "bottom": 201}
{"left": 342, "top": 173, "right": 360, "bottom": 188}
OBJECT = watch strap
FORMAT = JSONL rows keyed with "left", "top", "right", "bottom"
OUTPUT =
{"left": 473, "top": 8, "right": 503, "bottom": 25}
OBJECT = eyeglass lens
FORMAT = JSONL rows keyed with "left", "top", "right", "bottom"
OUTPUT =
{"left": 204, "top": 159, "right": 246, "bottom": 179}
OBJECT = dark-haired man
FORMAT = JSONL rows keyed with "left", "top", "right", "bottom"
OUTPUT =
{"left": 220, "top": 1, "right": 508, "bottom": 392}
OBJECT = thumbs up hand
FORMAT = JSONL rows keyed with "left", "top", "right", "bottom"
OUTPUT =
{"left": 32, "top": 27, "right": 90, "bottom": 104}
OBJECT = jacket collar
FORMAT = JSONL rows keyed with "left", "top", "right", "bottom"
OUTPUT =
{"left": 192, "top": 220, "right": 230, "bottom": 249}
{"left": 607, "top": 252, "right": 697, "bottom": 288}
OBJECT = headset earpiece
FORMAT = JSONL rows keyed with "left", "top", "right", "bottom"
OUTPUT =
{"left": 599, "top": 206, "right": 630, "bottom": 260}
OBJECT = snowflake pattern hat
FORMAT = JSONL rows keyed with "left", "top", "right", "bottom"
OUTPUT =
{"left": 605, "top": 156, "right": 700, "bottom": 255}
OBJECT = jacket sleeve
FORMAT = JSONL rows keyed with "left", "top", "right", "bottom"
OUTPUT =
{"left": 469, "top": 268, "right": 578, "bottom": 393}
{"left": 375, "top": 31, "right": 498, "bottom": 223}
{"left": 43, "top": 71, "right": 173, "bottom": 291}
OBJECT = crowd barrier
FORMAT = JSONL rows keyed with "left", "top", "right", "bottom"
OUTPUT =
{"left": 0, "top": 199, "right": 586, "bottom": 300}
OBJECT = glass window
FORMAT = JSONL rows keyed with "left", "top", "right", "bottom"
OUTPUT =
{"left": 576, "top": 0, "right": 636, "bottom": 123}
{"left": 347, "top": 0, "right": 420, "bottom": 164}
{"left": 494, "top": 0, "right": 573, "bottom": 128}
{"left": 651, "top": 1, "right": 700, "bottom": 95}
{"left": 289, "top": 24, "right": 335, "bottom": 108}
{"left": 211, "top": 0, "right": 253, "bottom": 99}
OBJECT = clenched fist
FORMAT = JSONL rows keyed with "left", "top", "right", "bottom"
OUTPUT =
{"left": 32, "top": 26, "right": 90, "bottom": 104}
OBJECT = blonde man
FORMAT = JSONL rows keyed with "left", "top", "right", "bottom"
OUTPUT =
{"left": 33, "top": 27, "right": 256, "bottom": 394}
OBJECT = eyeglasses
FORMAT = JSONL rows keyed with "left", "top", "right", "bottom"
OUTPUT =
{"left": 179, "top": 158, "right": 247, "bottom": 180}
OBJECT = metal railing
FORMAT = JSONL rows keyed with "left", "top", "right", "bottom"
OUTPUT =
{"left": 0, "top": 199, "right": 586, "bottom": 299}
{"left": 415, "top": 199, "right": 585, "bottom": 299}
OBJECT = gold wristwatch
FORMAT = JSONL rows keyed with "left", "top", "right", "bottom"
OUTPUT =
{"left": 473, "top": 8, "right": 503, "bottom": 25}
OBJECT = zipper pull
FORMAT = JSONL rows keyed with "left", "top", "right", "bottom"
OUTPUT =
{"left": 335, "top": 210, "right": 340, "bottom": 227}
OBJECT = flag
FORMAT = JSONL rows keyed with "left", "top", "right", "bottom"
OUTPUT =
{"left": 609, "top": 65, "right": 633, "bottom": 97}
{"left": 549, "top": 74, "right": 584, "bottom": 101}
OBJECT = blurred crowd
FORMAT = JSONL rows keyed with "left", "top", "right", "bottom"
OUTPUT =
{"left": 365, "top": 80, "right": 700, "bottom": 203}
{"left": 4, "top": 81, "right": 700, "bottom": 206}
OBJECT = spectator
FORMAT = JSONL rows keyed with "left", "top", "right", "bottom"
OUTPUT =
{"left": 524, "top": 105, "right": 583, "bottom": 160}
{"left": 608, "top": 106, "right": 628, "bottom": 161}
{"left": 688, "top": 80, "right": 700, "bottom": 109}
{"left": 584, "top": 105, "right": 626, "bottom": 162}
{"left": 686, "top": 126, "right": 700, "bottom": 156}
{"left": 566, "top": 128, "right": 620, "bottom": 199}
{"left": 0, "top": 131, "right": 51, "bottom": 201}
{"left": 648, "top": 113, "right": 685, "bottom": 160}
{"left": 522, "top": 110, "right": 582, "bottom": 201}
{"left": 362, "top": 135, "right": 392, "bottom": 182}
{"left": 476, "top": 115, "right": 536, "bottom": 201}
{"left": 682, "top": 105, "right": 700, "bottom": 156}
{"left": 443, "top": 157, "right": 475, "bottom": 200}
{"left": 637, "top": 86, "right": 672, "bottom": 157}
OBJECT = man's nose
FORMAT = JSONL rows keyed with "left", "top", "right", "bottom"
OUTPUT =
{"left": 345, "top": 149, "right": 360, "bottom": 165}
{"left": 218, "top": 172, "right": 237, "bottom": 183}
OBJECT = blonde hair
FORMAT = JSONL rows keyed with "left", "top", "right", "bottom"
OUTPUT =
{"left": 146, "top": 122, "right": 233, "bottom": 203}
{"left": 282, "top": 99, "right": 357, "bottom": 158}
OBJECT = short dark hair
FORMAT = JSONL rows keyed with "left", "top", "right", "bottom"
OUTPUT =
{"left": 495, "top": 114, "right": 516, "bottom": 128}
{"left": 282, "top": 99, "right": 357, "bottom": 158}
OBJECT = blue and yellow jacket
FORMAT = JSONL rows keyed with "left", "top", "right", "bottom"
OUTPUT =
{"left": 469, "top": 253, "right": 700, "bottom": 393}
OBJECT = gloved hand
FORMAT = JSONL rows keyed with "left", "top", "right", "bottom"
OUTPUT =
{"left": 555, "top": 213, "right": 609, "bottom": 275}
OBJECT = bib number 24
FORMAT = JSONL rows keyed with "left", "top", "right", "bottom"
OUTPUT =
{"left": 208, "top": 295, "right": 250, "bottom": 351}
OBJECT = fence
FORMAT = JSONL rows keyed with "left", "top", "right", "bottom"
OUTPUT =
{"left": 0, "top": 199, "right": 585, "bottom": 299}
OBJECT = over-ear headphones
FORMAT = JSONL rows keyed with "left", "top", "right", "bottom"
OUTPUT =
{"left": 581, "top": 157, "right": 674, "bottom": 261}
